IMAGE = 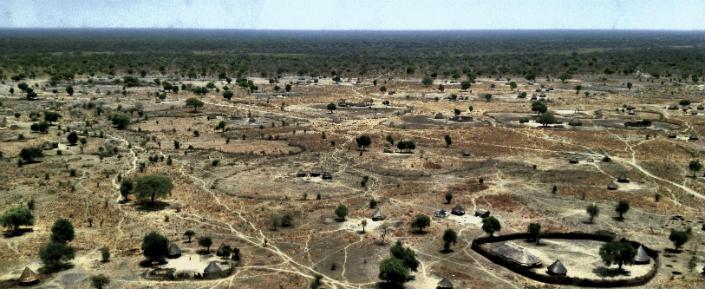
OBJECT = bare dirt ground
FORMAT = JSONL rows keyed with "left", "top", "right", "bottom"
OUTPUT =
{"left": 1, "top": 75, "right": 705, "bottom": 289}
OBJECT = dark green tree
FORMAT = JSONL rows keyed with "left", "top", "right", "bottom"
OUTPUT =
{"left": 39, "top": 242, "right": 75, "bottom": 272}
{"left": 356, "top": 134, "right": 372, "bottom": 151}
{"left": 185, "top": 97, "right": 204, "bottom": 112}
{"left": 141, "top": 231, "right": 168, "bottom": 263}
{"left": 50, "top": 218, "right": 75, "bottom": 243}
{"left": 19, "top": 147, "right": 43, "bottom": 163}
{"left": 528, "top": 223, "right": 541, "bottom": 244}
{"left": 411, "top": 214, "right": 431, "bottom": 233}
{"left": 134, "top": 174, "right": 173, "bottom": 205}
{"left": 587, "top": 203, "right": 600, "bottom": 223}
{"left": 615, "top": 200, "right": 630, "bottom": 220}
{"left": 90, "top": 274, "right": 110, "bottom": 289}
{"left": 390, "top": 241, "right": 419, "bottom": 271}
{"left": 199, "top": 236, "right": 213, "bottom": 253}
{"left": 326, "top": 103, "right": 337, "bottom": 113}
{"left": 599, "top": 241, "right": 635, "bottom": 270}
{"left": 669, "top": 229, "right": 690, "bottom": 250}
{"left": 481, "top": 216, "right": 501, "bottom": 236}
{"left": 442, "top": 229, "right": 458, "bottom": 252}
{"left": 67, "top": 131, "right": 79, "bottom": 145}
{"left": 335, "top": 204, "right": 348, "bottom": 221}
{"left": 1, "top": 206, "right": 34, "bottom": 234}
{"left": 378, "top": 257, "right": 410, "bottom": 286}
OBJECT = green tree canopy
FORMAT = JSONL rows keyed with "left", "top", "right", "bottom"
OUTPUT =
{"left": 134, "top": 174, "right": 173, "bottom": 205}
{"left": 481, "top": 216, "right": 502, "bottom": 236}
{"left": 599, "top": 241, "right": 635, "bottom": 270}
{"left": 411, "top": 214, "right": 431, "bottom": 233}
{"left": 537, "top": 112, "right": 556, "bottom": 127}
{"left": 40, "top": 242, "right": 75, "bottom": 272}
{"left": 378, "top": 257, "right": 410, "bottom": 285}
{"left": 587, "top": 203, "right": 600, "bottom": 223}
{"left": 335, "top": 204, "right": 348, "bottom": 221}
{"left": 199, "top": 236, "right": 213, "bottom": 252}
{"left": 669, "top": 229, "right": 690, "bottom": 250}
{"left": 110, "top": 113, "right": 130, "bottom": 130}
{"left": 390, "top": 240, "right": 419, "bottom": 271}
{"left": 185, "top": 97, "right": 204, "bottom": 112}
{"left": 19, "top": 147, "right": 43, "bottom": 163}
{"left": 355, "top": 134, "right": 372, "bottom": 150}
{"left": 442, "top": 228, "right": 458, "bottom": 252}
{"left": 615, "top": 200, "right": 630, "bottom": 220}
{"left": 50, "top": 218, "right": 75, "bottom": 243}
{"left": 1, "top": 206, "right": 34, "bottom": 233}
{"left": 141, "top": 231, "right": 168, "bottom": 262}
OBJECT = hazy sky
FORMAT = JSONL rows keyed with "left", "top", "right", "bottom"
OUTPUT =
{"left": 1, "top": 0, "right": 704, "bottom": 30}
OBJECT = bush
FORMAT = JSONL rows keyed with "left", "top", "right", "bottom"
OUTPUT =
{"left": 90, "top": 274, "right": 110, "bottom": 289}
{"left": 0, "top": 206, "right": 34, "bottom": 233}
{"left": 110, "top": 113, "right": 130, "bottom": 129}
{"left": 39, "top": 242, "right": 75, "bottom": 272}
{"left": 335, "top": 204, "right": 348, "bottom": 221}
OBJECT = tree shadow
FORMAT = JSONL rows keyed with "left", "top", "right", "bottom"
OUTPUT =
{"left": 3, "top": 228, "right": 33, "bottom": 238}
{"left": 39, "top": 263, "right": 74, "bottom": 274}
{"left": 197, "top": 249, "right": 211, "bottom": 255}
{"left": 612, "top": 216, "right": 625, "bottom": 222}
{"left": 136, "top": 201, "right": 170, "bottom": 211}
{"left": 664, "top": 248, "right": 682, "bottom": 254}
{"left": 593, "top": 266, "right": 630, "bottom": 277}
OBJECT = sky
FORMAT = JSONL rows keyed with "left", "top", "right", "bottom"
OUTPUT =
{"left": 0, "top": 0, "right": 704, "bottom": 30}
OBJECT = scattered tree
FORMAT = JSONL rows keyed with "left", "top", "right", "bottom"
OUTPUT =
{"left": 378, "top": 257, "right": 410, "bottom": 286}
{"left": 444, "top": 192, "right": 453, "bottom": 204}
{"left": 326, "top": 103, "right": 337, "bottom": 113}
{"left": 19, "top": 147, "right": 43, "bottom": 164}
{"left": 599, "top": 241, "right": 635, "bottom": 271}
{"left": 134, "top": 174, "right": 173, "bottom": 205}
{"left": 39, "top": 242, "right": 75, "bottom": 272}
{"left": 587, "top": 203, "right": 600, "bottom": 223}
{"left": 185, "top": 97, "right": 204, "bottom": 112}
{"left": 0, "top": 206, "right": 34, "bottom": 234}
{"left": 67, "top": 131, "right": 79, "bottom": 145}
{"left": 444, "top": 134, "right": 452, "bottom": 147}
{"left": 199, "top": 236, "right": 213, "bottom": 253}
{"left": 481, "top": 216, "right": 501, "bottom": 236}
{"left": 90, "top": 274, "right": 110, "bottom": 289}
{"left": 615, "top": 200, "right": 630, "bottom": 220}
{"left": 141, "top": 231, "right": 168, "bottom": 263}
{"left": 119, "top": 179, "right": 133, "bottom": 201}
{"left": 335, "top": 204, "right": 348, "bottom": 221}
{"left": 442, "top": 229, "right": 458, "bottom": 252}
{"left": 411, "top": 214, "right": 431, "bottom": 233}
{"left": 50, "top": 218, "right": 75, "bottom": 243}
{"left": 528, "top": 223, "right": 541, "bottom": 244}
{"left": 110, "top": 113, "right": 130, "bottom": 129}
{"left": 356, "top": 134, "right": 372, "bottom": 151}
{"left": 688, "top": 160, "right": 702, "bottom": 177}
{"left": 184, "top": 230, "right": 196, "bottom": 243}
{"left": 669, "top": 229, "right": 691, "bottom": 251}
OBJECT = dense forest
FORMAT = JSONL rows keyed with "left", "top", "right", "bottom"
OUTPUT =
{"left": 0, "top": 29, "right": 702, "bottom": 82}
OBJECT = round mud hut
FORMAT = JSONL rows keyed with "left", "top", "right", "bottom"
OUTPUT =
{"left": 547, "top": 260, "right": 567, "bottom": 276}
{"left": 18, "top": 267, "right": 40, "bottom": 286}
{"left": 436, "top": 277, "right": 454, "bottom": 289}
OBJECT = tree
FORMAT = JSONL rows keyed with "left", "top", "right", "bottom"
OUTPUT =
{"left": 411, "top": 214, "right": 431, "bottom": 233}
{"left": 575, "top": 85, "right": 582, "bottom": 95}
{"left": 285, "top": 84, "right": 292, "bottom": 93}
{"left": 30, "top": 122, "right": 49, "bottom": 133}
{"left": 626, "top": 82, "right": 632, "bottom": 90}
{"left": 509, "top": 81, "right": 517, "bottom": 90}
{"left": 222, "top": 90, "right": 234, "bottom": 101}
{"left": 185, "top": 97, "right": 204, "bottom": 113}
{"left": 396, "top": 140, "right": 416, "bottom": 153}
{"left": 119, "top": 179, "right": 133, "bottom": 201}
{"left": 91, "top": 274, "right": 110, "bottom": 289}
{"left": 460, "top": 81, "right": 471, "bottom": 91}
{"left": 587, "top": 203, "right": 600, "bottom": 223}
{"left": 100, "top": 247, "right": 111, "bottom": 263}
{"left": 599, "top": 241, "right": 635, "bottom": 270}
{"left": 615, "top": 200, "right": 630, "bottom": 220}
{"left": 378, "top": 257, "right": 410, "bottom": 286}
{"left": 669, "top": 229, "right": 690, "bottom": 250}
{"left": 484, "top": 94, "right": 492, "bottom": 102}
{"left": 134, "top": 174, "right": 173, "bottom": 205}
{"left": 390, "top": 241, "right": 419, "bottom": 271}
{"left": 444, "top": 192, "right": 453, "bottom": 204}
{"left": 66, "top": 85, "right": 74, "bottom": 96}
{"left": 110, "top": 113, "right": 130, "bottom": 129}
{"left": 199, "top": 236, "right": 213, "bottom": 253}
{"left": 688, "top": 160, "right": 702, "bottom": 177}
{"left": 422, "top": 77, "right": 433, "bottom": 86}
{"left": 528, "top": 223, "right": 541, "bottom": 244}
{"left": 481, "top": 216, "right": 501, "bottom": 236}
{"left": 537, "top": 112, "right": 556, "bottom": 127}
{"left": 67, "top": 131, "right": 79, "bottom": 146}
{"left": 44, "top": 111, "right": 61, "bottom": 124}
{"left": 141, "top": 231, "right": 168, "bottom": 263}
{"left": 531, "top": 101, "right": 547, "bottom": 114}
{"left": 1, "top": 206, "right": 34, "bottom": 234}
{"left": 184, "top": 230, "right": 196, "bottom": 243}
{"left": 216, "top": 120, "right": 226, "bottom": 132}
{"left": 51, "top": 218, "right": 75, "bottom": 243}
{"left": 19, "top": 147, "right": 43, "bottom": 163}
{"left": 361, "top": 219, "right": 367, "bottom": 233}
{"left": 355, "top": 134, "right": 372, "bottom": 151}
{"left": 442, "top": 229, "right": 458, "bottom": 252}
{"left": 444, "top": 134, "right": 452, "bottom": 147}
{"left": 335, "top": 204, "right": 348, "bottom": 221}
{"left": 438, "top": 84, "right": 445, "bottom": 92}
{"left": 326, "top": 103, "right": 337, "bottom": 113}
{"left": 39, "top": 242, "right": 75, "bottom": 272}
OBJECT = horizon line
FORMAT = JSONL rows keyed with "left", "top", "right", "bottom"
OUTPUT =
{"left": 0, "top": 27, "right": 704, "bottom": 32}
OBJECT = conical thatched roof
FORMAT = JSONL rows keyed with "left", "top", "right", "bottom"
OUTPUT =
{"left": 633, "top": 245, "right": 650, "bottom": 264}
{"left": 547, "top": 260, "right": 567, "bottom": 275}
{"left": 204, "top": 261, "right": 223, "bottom": 278}
{"left": 372, "top": 209, "right": 385, "bottom": 221}
{"left": 436, "top": 277, "right": 454, "bottom": 289}
{"left": 18, "top": 267, "right": 39, "bottom": 285}
{"left": 451, "top": 204, "right": 465, "bottom": 216}
{"left": 167, "top": 243, "right": 181, "bottom": 258}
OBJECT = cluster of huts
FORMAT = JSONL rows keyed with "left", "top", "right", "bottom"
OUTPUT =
{"left": 434, "top": 204, "right": 490, "bottom": 219}
{"left": 337, "top": 98, "right": 373, "bottom": 108}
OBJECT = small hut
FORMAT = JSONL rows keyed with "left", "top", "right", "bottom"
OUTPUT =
{"left": 451, "top": 204, "right": 465, "bottom": 216}
{"left": 434, "top": 113, "right": 445, "bottom": 119}
{"left": 203, "top": 261, "right": 224, "bottom": 279}
{"left": 371, "top": 209, "right": 385, "bottom": 221}
{"left": 617, "top": 174, "right": 630, "bottom": 183}
{"left": 633, "top": 245, "right": 650, "bottom": 264}
{"left": 547, "top": 260, "right": 567, "bottom": 276}
{"left": 568, "top": 118, "right": 583, "bottom": 126}
{"left": 474, "top": 209, "right": 490, "bottom": 218}
{"left": 436, "top": 277, "right": 454, "bottom": 289}
{"left": 18, "top": 267, "right": 39, "bottom": 286}
{"left": 167, "top": 243, "right": 182, "bottom": 258}
{"left": 568, "top": 156, "right": 579, "bottom": 164}
{"left": 607, "top": 182, "right": 619, "bottom": 190}
{"left": 434, "top": 209, "right": 449, "bottom": 218}
{"left": 322, "top": 172, "right": 333, "bottom": 180}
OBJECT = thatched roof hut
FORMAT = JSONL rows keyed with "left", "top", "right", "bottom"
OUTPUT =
{"left": 474, "top": 209, "right": 490, "bottom": 218}
{"left": 436, "top": 277, "right": 454, "bottom": 289}
{"left": 617, "top": 174, "right": 630, "bottom": 183}
{"left": 491, "top": 243, "right": 542, "bottom": 268}
{"left": 371, "top": 209, "right": 385, "bottom": 221}
{"left": 203, "top": 261, "right": 224, "bottom": 278}
{"left": 607, "top": 182, "right": 619, "bottom": 190}
{"left": 167, "top": 243, "right": 182, "bottom": 258}
{"left": 451, "top": 204, "right": 465, "bottom": 216}
{"left": 434, "top": 209, "right": 449, "bottom": 218}
{"left": 633, "top": 245, "right": 650, "bottom": 264}
{"left": 18, "top": 267, "right": 39, "bottom": 286}
{"left": 547, "top": 260, "right": 567, "bottom": 276}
